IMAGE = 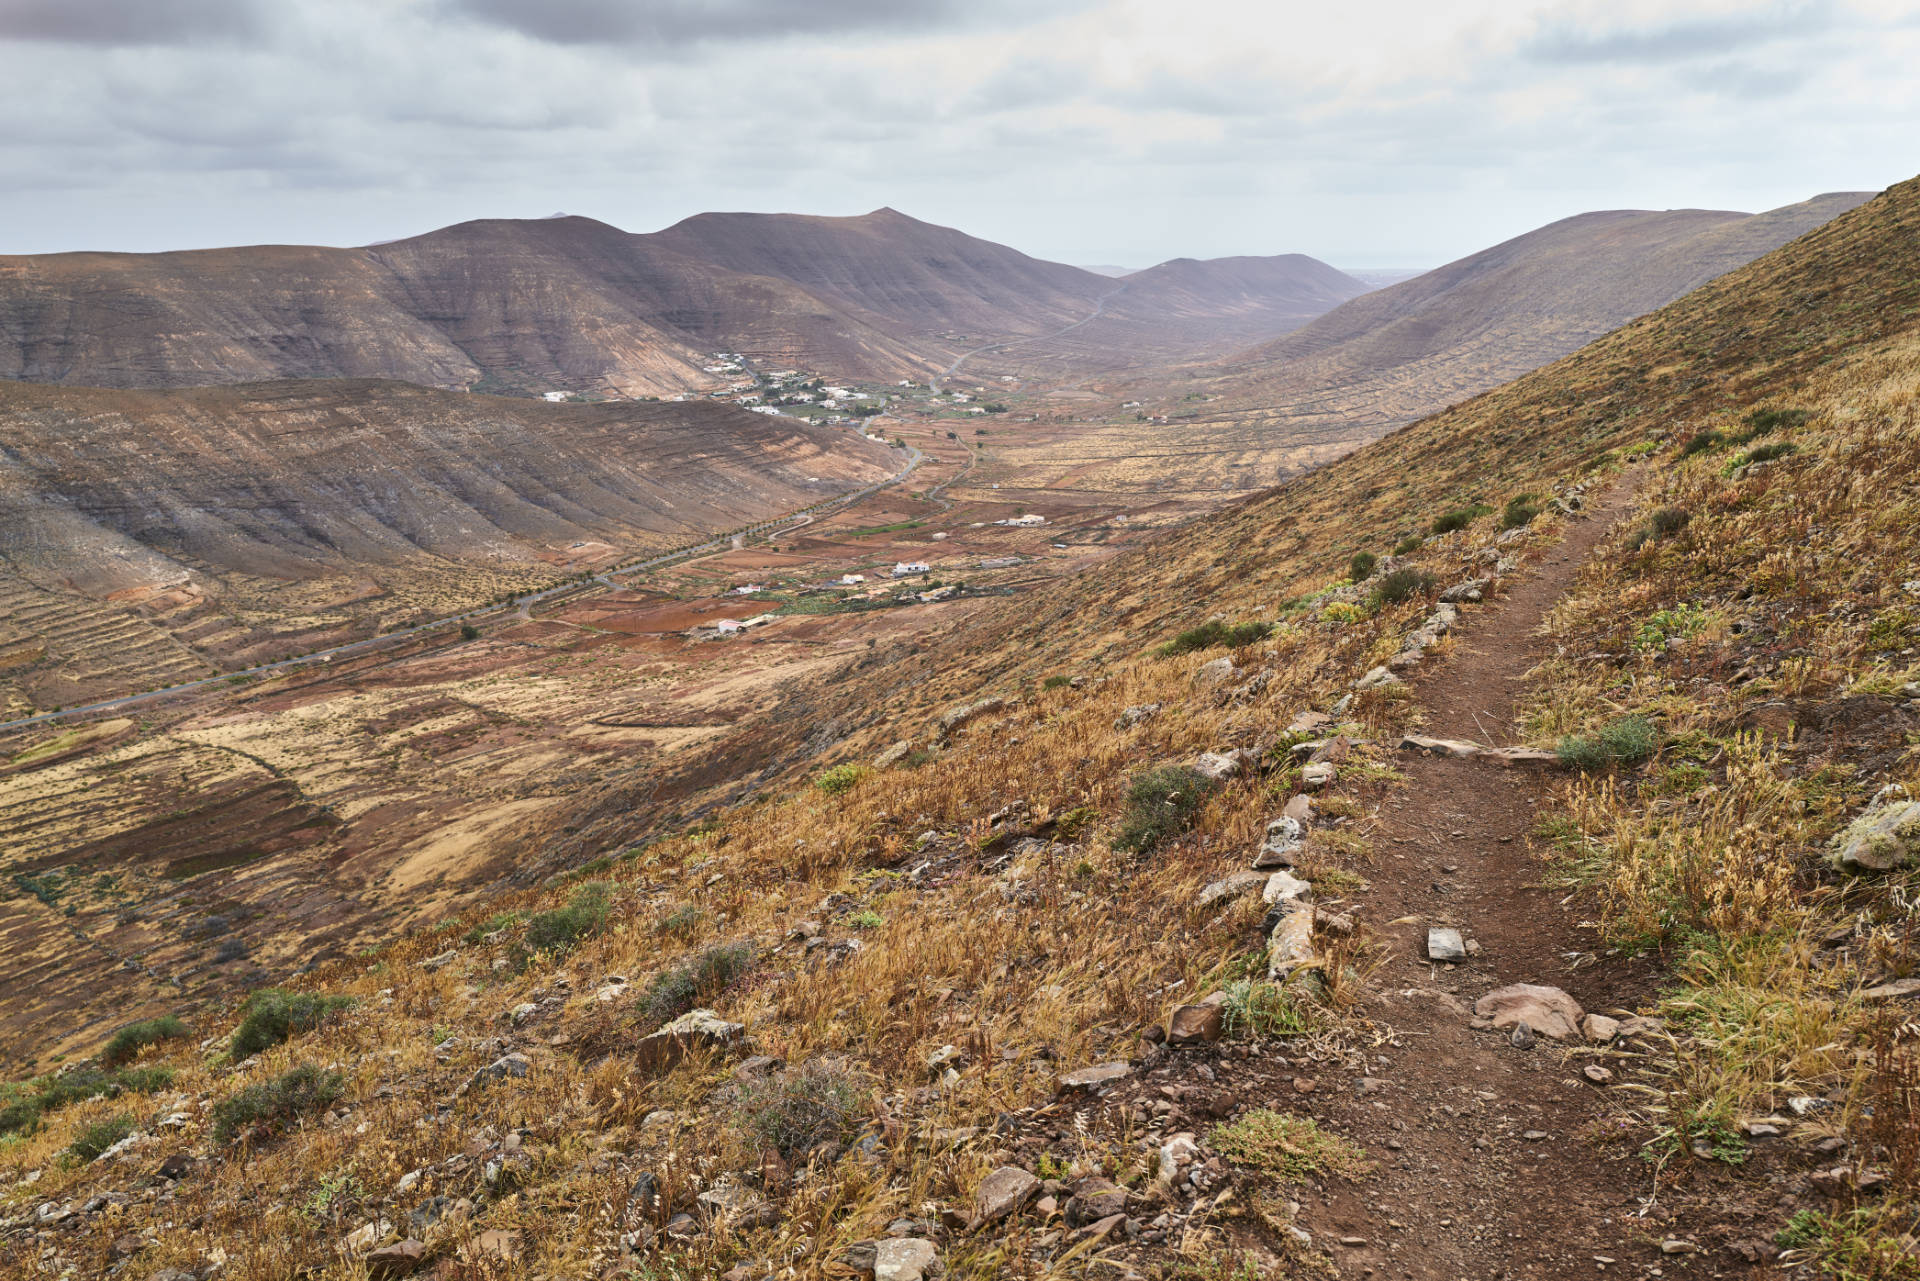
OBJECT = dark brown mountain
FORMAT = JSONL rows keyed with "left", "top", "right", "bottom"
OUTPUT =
{"left": 1151, "top": 192, "right": 1874, "bottom": 444}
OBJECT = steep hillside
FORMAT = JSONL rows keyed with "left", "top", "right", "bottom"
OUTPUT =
{"left": 0, "top": 378, "right": 896, "bottom": 711}
{"left": 1147, "top": 191, "right": 1872, "bottom": 446}
{"left": 5, "top": 180, "right": 1919, "bottom": 1280}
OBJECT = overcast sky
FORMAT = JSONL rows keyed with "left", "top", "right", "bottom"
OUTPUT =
{"left": 2, "top": 0, "right": 1917, "bottom": 268}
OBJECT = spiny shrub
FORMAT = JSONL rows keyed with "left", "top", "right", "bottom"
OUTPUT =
{"left": 0, "top": 1065, "right": 174, "bottom": 1138}
{"left": 1348, "top": 551, "right": 1377, "bottom": 581}
{"left": 641, "top": 941, "right": 755, "bottom": 1026}
{"left": 1157, "top": 619, "right": 1272, "bottom": 656}
{"left": 1114, "top": 764, "right": 1217, "bottom": 854}
{"left": 1679, "top": 430, "right": 1725, "bottom": 458}
{"left": 1501, "top": 495, "right": 1541, "bottom": 529}
{"left": 102, "top": 1015, "right": 188, "bottom": 1067}
{"left": 813, "top": 763, "right": 867, "bottom": 795}
{"left": 525, "top": 881, "right": 611, "bottom": 953}
{"left": 736, "top": 1060, "right": 864, "bottom": 1160}
{"left": 211, "top": 1063, "right": 343, "bottom": 1143}
{"left": 1369, "top": 568, "right": 1435, "bottom": 609}
{"left": 1430, "top": 504, "right": 1493, "bottom": 535}
{"left": 229, "top": 989, "right": 355, "bottom": 1060}
{"left": 1557, "top": 716, "right": 1660, "bottom": 772}
{"left": 69, "top": 1113, "right": 134, "bottom": 1163}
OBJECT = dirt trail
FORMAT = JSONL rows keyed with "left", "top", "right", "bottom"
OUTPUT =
{"left": 1298, "top": 471, "right": 1679, "bottom": 1279}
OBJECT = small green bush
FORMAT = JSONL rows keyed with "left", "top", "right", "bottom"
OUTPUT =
{"left": 1348, "top": 551, "right": 1377, "bottom": 581}
{"left": 1742, "top": 407, "right": 1808, "bottom": 437}
{"left": 736, "top": 1060, "right": 864, "bottom": 1160}
{"left": 525, "top": 881, "right": 611, "bottom": 953}
{"left": 1157, "top": 619, "right": 1272, "bottom": 657}
{"left": 102, "top": 1015, "right": 188, "bottom": 1067}
{"left": 1430, "top": 504, "right": 1493, "bottom": 535}
{"left": 1741, "top": 441, "right": 1797, "bottom": 465}
{"left": 641, "top": 941, "right": 755, "bottom": 1026}
{"left": 459, "top": 623, "right": 480, "bottom": 641}
{"left": 1369, "top": 568, "right": 1435, "bottom": 609}
{"left": 1391, "top": 535, "right": 1423, "bottom": 556}
{"left": 1679, "top": 430, "right": 1724, "bottom": 458}
{"left": 211, "top": 1063, "right": 344, "bottom": 1143}
{"left": 1501, "top": 495, "right": 1541, "bottom": 529}
{"left": 69, "top": 1113, "right": 134, "bottom": 1162}
{"left": 813, "top": 763, "right": 867, "bottom": 795}
{"left": 1557, "top": 716, "right": 1660, "bottom": 772}
{"left": 1042, "top": 674, "right": 1073, "bottom": 690}
{"left": 655, "top": 904, "right": 707, "bottom": 940}
{"left": 1649, "top": 507, "right": 1691, "bottom": 538}
{"left": 1114, "top": 764, "right": 1217, "bottom": 854}
{"left": 230, "top": 989, "right": 355, "bottom": 1060}
{"left": 0, "top": 1065, "right": 175, "bottom": 1139}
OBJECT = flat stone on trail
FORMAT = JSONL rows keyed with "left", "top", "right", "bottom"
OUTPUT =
{"left": 1300, "top": 762, "right": 1337, "bottom": 789}
{"left": 1398, "top": 735, "right": 1481, "bottom": 759}
{"left": 972, "top": 1166, "right": 1040, "bottom": 1226}
{"left": 1426, "top": 927, "right": 1467, "bottom": 960}
{"left": 1473, "top": 983, "right": 1585, "bottom": 1040}
{"left": 1058, "top": 1062, "right": 1132, "bottom": 1092}
{"left": 1484, "top": 745, "right": 1563, "bottom": 767}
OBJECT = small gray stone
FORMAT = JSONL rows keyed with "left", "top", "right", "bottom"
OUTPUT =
{"left": 1426, "top": 927, "right": 1466, "bottom": 961}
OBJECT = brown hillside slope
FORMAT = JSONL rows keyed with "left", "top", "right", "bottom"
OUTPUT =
{"left": 1141, "top": 192, "right": 1872, "bottom": 447}
{"left": 4, "top": 179, "right": 1918, "bottom": 1279}
{"left": 0, "top": 379, "right": 896, "bottom": 712}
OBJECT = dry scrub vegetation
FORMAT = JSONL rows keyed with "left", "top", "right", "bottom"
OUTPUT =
{"left": 6, "top": 179, "right": 1920, "bottom": 1278}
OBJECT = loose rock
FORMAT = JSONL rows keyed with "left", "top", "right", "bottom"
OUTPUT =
{"left": 1473, "top": 983, "right": 1585, "bottom": 1040}
{"left": 972, "top": 1167, "right": 1040, "bottom": 1226}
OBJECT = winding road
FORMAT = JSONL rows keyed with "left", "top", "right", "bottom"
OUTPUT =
{"left": 0, "top": 442, "right": 925, "bottom": 738}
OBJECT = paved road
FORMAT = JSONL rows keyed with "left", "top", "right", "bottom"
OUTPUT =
{"left": 931, "top": 284, "right": 1128, "bottom": 391}
{"left": 0, "top": 442, "right": 924, "bottom": 738}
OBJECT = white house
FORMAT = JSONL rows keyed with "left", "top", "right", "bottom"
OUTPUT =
{"left": 715, "top": 618, "right": 745, "bottom": 634}
{"left": 995, "top": 514, "right": 1047, "bottom": 527}
{"left": 891, "top": 561, "right": 931, "bottom": 577}
{"left": 542, "top": 391, "right": 569, "bottom": 402}
{"left": 838, "top": 573, "right": 867, "bottom": 586}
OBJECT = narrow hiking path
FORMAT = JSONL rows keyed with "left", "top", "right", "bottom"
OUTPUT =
{"left": 1296, "top": 471, "right": 1680, "bottom": 1279}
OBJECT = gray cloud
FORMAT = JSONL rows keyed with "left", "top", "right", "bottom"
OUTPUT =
{"left": 439, "top": 0, "right": 1081, "bottom": 46}
{"left": 1527, "top": 2, "right": 1836, "bottom": 65}
{"left": 0, "top": 0, "right": 263, "bottom": 45}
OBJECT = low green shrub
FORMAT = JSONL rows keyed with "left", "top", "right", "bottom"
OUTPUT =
{"left": 1649, "top": 507, "right": 1691, "bottom": 538}
{"left": 102, "top": 1015, "right": 188, "bottom": 1067}
{"left": 1042, "top": 674, "right": 1073, "bottom": 689}
{"left": 69, "top": 1113, "right": 134, "bottom": 1162}
{"left": 736, "top": 1059, "right": 864, "bottom": 1160}
{"left": 641, "top": 941, "right": 755, "bottom": 1026}
{"left": 1157, "top": 619, "right": 1272, "bottom": 656}
{"left": 0, "top": 1065, "right": 174, "bottom": 1138}
{"left": 230, "top": 989, "right": 356, "bottom": 1060}
{"left": 525, "top": 881, "right": 611, "bottom": 953}
{"left": 1740, "top": 441, "right": 1797, "bottom": 465}
{"left": 1557, "top": 716, "right": 1661, "bottom": 772}
{"left": 1741, "top": 407, "right": 1809, "bottom": 437}
{"left": 813, "top": 763, "right": 867, "bottom": 795}
{"left": 1391, "top": 535, "right": 1423, "bottom": 556}
{"left": 1430, "top": 504, "right": 1493, "bottom": 535}
{"left": 1369, "top": 568, "right": 1435, "bottom": 609}
{"left": 1501, "top": 494, "right": 1541, "bottom": 529}
{"left": 211, "top": 1063, "right": 344, "bottom": 1143}
{"left": 1114, "top": 764, "right": 1217, "bottom": 854}
{"left": 1679, "top": 430, "right": 1724, "bottom": 458}
{"left": 1348, "top": 551, "right": 1377, "bottom": 581}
